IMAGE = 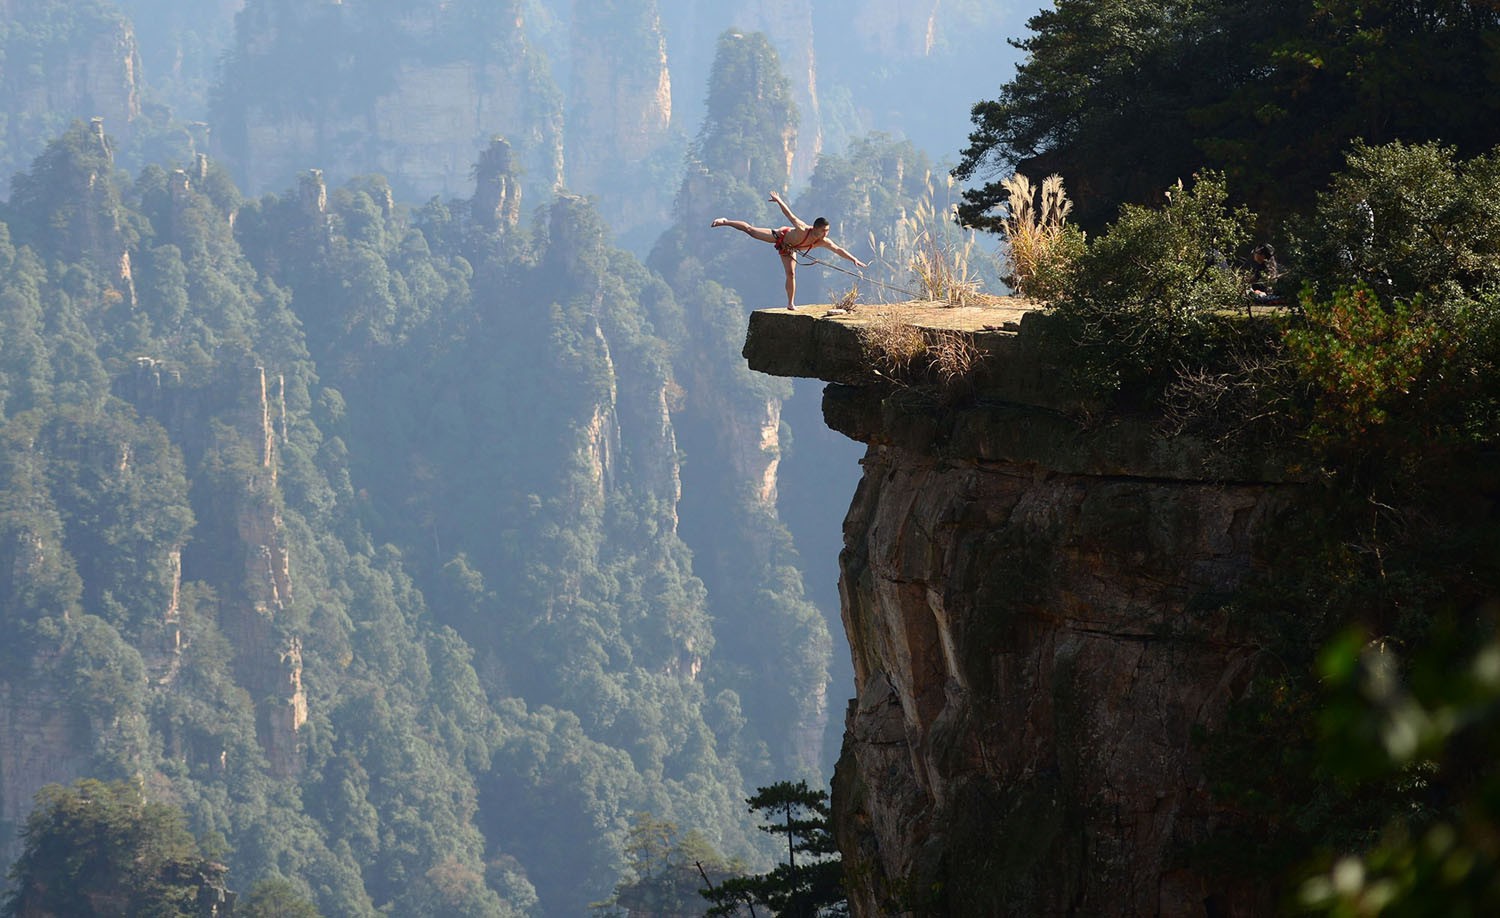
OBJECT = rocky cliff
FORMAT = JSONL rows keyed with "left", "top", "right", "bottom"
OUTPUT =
{"left": 121, "top": 356, "right": 306, "bottom": 780}
{"left": 0, "top": 4, "right": 143, "bottom": 188}
{"left": 566, "top": 0, "right": 676, "bottom": 238}
{"left": 214, "top": 0, "right": 564, "bottom": 202}
{"left": 744, "top": 302, "right": 1302, "bottom": 916}
{"left": 0, "top": 353, "right": 304, "bottom": 867}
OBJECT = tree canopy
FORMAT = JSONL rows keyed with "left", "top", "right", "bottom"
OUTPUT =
{"left": 4, "top": 779, "right": 229, "bottom": 918}
{"left": 955, "top": 0, "right": 1500, "bottom": 232}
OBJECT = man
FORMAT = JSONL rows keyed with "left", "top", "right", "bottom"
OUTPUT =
{"left": 712, "top": 192, "right": 867, "bottom": 309}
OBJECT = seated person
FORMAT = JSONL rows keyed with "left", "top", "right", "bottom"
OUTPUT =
{"left": 1248, "top": 244, "right": 1282, "bottom": 302}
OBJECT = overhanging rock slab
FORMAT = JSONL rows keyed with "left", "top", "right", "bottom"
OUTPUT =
{"left": 742, "top": 298, "right": 1038, "bottom": 386}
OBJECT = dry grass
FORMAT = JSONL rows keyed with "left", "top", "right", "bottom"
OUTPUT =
{"left": 834, "top": 285, "right": 861, "bottom": 310}
{"left": 868, "top": 172, "right": 985, "bottom": 307}
{"left": 927, "top": 329, "right": 982, "bottom": 385}
{"left": 859, "top": 311, "right": 927, "bottom": 377}
{"left": 858, "top": 309, "right": 986, "bottom": 388}
{"left": 1160, "top": 337, "right": 1298, "bottom": 446}
{"left": 999, "top": 172, "right": 1078, "bottom": 299}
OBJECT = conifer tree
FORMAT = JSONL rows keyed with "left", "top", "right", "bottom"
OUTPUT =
{"left": 702, "top": 780, "right": 845, "bottom": 918}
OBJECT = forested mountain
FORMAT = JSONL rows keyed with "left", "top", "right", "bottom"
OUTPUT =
{"left": 0, "top": 0, "right": 1032, "bottom": 261}
{"left": 8, "top": 0, "right": 1500, "bottom": 913}
{"left": 0, "top": 120, "right": 558, "bottom": 915}
{"left": 0, "top": 1, "right": 143, "bottom": 179}
{"left": 0, "top": 0, "right": 1020, "bottom": 912}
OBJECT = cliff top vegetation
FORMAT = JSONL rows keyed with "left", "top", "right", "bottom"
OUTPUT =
{"left": 953, "top": 1, "right": 1500, "bottom": 904}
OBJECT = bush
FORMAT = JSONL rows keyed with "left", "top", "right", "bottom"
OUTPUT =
{"left": 1291, "top": 141, "right": 1500, "bottom": 306}
{"left": 1045, "top": 172, "right": 1254, "bottom": 398}
{"left": 856, "top": 313, "right": 983, "bottom": 391}
{"left": 1286, "top": 287, "right": 1452, "bottom": 440}
{"left": 1285, "top": 141, "right": 1500, "bottom": 468}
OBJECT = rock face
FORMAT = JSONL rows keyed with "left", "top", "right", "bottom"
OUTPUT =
{"left": 0, "top": 352, "right": 305, "bottom": 866}
{"left": 566, "top": 0, "right": 675, "bottom": 237}
{"left": 744, "top": 303, "right": 1298, "bottom": 916}
{"left": 0, "top": 6, "right": 143, "bottom": 185}
{"left": 216, "top": 0, "right": 563, "bottom": 202}
{"left": 123, "top": 356, "right": 306, "bottom": 779}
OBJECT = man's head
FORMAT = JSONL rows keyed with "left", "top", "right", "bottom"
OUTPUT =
{"left": 812, "top": 217, "right": 830, "bottom": 238}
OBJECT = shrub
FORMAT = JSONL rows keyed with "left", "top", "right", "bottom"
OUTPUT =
{"left": 927, "top": 329, "right": 982, "bottom": 386}
{"left": 856, "top": 313, "right": 983, "bottom": 390}
{"left": 1045, "top": 172, "right": 1254, "bottom": 398}
{"left": 1285, "top": 284, "right": 1500, "bottom": 468}
{"left": 1291, "top": 141, "right": 1500, "bottom": 306}
{"left": 1284, "top": 142, "right": 1500, "bottom": 467}
{"left": 1286, "top": 286, "right": 1451, "bottom": 438}
{"left": 859, "top": 311, "right": 927, "bottom": 378}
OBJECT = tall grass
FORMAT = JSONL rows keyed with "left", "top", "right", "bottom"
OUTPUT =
{"left": 998, "top": 172, "right": 1080, "bottom": 299}
{"left": 867, "top": 172, "right": 985, "bottom": 306}
{"left": 860, "top": 310, "right": 927, "bottom": 377}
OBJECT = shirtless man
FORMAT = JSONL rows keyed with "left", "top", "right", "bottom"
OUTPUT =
{"left": 712, "top": 191, "right": 867, "bottom": 309}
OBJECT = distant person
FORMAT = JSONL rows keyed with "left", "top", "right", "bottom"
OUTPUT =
{"left": 712, "top": 192, "right": 867, "bottom": 309}
{"left": 1249, "top": 243, "right": 1280, "bottom": 295}
{"left": 1246, "top": 243, "right": 1284, "bottom": 311}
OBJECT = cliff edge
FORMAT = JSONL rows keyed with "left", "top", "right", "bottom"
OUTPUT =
{"left": 744, "top": 300, "right": 1302, "bottom": 916}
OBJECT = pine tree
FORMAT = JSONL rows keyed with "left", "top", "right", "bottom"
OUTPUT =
{"left": 702, "top": 781, "right": 845, "bottom": 918}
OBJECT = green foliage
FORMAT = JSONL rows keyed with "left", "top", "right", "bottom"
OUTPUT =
{"left": 386, "top": 858, "right": 522, "bottom": 918}
{"left": 1284, "top": 142, "right": 1500, "bottom": 468}
{"left": 1043, "top": 171, "right": 1253, "bottom": 397}
{"left": 1176, "top": 145, "right": 1500, "bottom": 909}
{"left": 4, "top": 779, "right": 226, "bottom": 918}
{"left": 0, "top": 413, "right": 83, "bottom": 633}
{"left": 0, "top": 236, "right": 55, "bottom": 417}
{"left": 1297, "top": 624, "right": 1500, "bottom": 916}
{"left": 42, "top": 404, "right": 195, "bottom": 631}
{"left": 1008, "top": 135, "right": 1500, "bottom": 910}
{"left": 956, "top": 0, "right": 1500, "bottom": 232}
{"left": 956, "top": 0, "right": 1227, "bottom": 230}
{"left": 693, "top": 30, "right": 799, "bottom": 192}
{"left": 1199, "top": 0, "right": 1500, "bottom": 226}
{"left": 0, "top": 77, "right": 854, "bottom": 914}
{"left": 1286, "top": 286, "right": 1456, "bottom": 444}
{"left": 239, "top": 876, "right": 323, "bottom": 918}
{"left": 702, "top": 781, "right": 846, "bottom": 918}
{"left": 1291, "top": 141, "right": 1500, "bottom": 305}
{"left": 5, "top": 119, "right": 132, "bottom": 271}
{"left": 598, "top": 812, "right": 742, "bottom": 916}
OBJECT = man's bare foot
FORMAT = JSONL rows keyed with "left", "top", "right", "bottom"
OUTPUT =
{"left": 786, "top": 304, "right": 796, "bottom": 310}
{"left": 711, "top": 218, "right": 728, "bottom": 228}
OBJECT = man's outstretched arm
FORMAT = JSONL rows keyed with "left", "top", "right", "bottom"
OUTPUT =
{"left": 822, "top": 240, "right": 867, "bottom": 269}
{"left": 768, "top": 191, "right": 806, "bottom": 229}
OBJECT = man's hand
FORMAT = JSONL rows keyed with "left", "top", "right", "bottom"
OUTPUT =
{"left": 768, "top": 191, "right": 784, "bottom": 204}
